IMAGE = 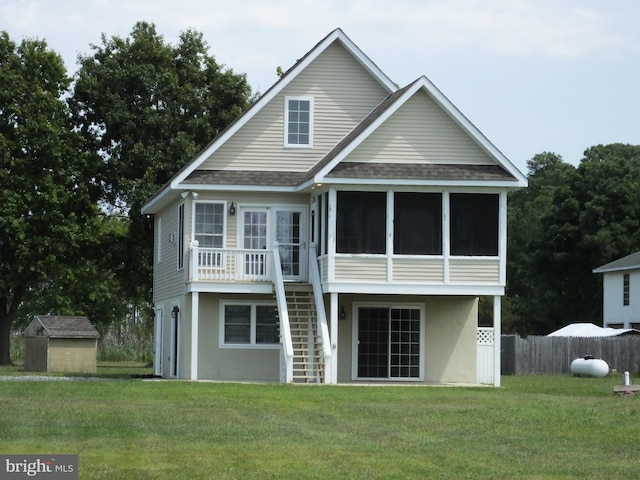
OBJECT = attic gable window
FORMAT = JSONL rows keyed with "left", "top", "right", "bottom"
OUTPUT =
{"left": 285, "top": 96, "right": 313, "bottom": 147}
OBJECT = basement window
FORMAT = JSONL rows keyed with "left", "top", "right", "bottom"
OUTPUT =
{"left": 220, "top": 302, "right": 279, "bottom": 347}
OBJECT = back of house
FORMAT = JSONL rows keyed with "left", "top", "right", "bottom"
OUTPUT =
{"left": 142, "top": 29, "right": 526, "bottom": 386}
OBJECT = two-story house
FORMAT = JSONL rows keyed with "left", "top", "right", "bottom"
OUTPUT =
{"left": 593, "top": 251, "right": 640, "bottom": 330}
{"left": 141, "top": 29, "right": 527, "bottom": 386}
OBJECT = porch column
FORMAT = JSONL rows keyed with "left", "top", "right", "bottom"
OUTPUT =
{"left": 330, "top": 292, "right": 339, "bottom": 384}
{"left": 493, "top": 295, "right": 501, "bottom": 387}
{"left": 190, "top": 292, "right": 199, "bottom": 380}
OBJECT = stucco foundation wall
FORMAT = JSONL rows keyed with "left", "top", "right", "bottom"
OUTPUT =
{"left": 424, "top": 297, "right": 477, "bottom": 384}
{"left": 47, "top": 338, "right": 97, "bottom": 373}
{"left": 197, "top": 293, "right": 280, "bottom": 382}
{"left": 335, "top": 294, "right": 478, "bottom": 384}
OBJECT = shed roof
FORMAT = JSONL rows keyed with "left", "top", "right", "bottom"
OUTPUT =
{"left": 593, "top": 251, "right": 640, "bottom": 274}
{"left": 27, "top": 315, "right": 100, "bottom": 339}
{"left": 548, "top": 323, "right": 640, "bottom": 337}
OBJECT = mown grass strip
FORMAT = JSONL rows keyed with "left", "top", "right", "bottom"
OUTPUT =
{"left": 0, "top": 373, "right": 638, "bottom": 479}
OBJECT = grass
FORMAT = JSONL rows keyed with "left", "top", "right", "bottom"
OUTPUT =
{"left": 0, "top": 370, "right": 638, "bottom": 479}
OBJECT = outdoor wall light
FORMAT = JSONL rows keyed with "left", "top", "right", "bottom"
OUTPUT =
{"left": 339, "top": 306, "right": 347, "bottom": 320}
{"left": 229, "top": 201, "right": 236, "bottom": 216}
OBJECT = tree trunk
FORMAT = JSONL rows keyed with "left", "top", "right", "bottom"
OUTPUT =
{"left": 0, "top": 309, "right": 14, "bottom": 366}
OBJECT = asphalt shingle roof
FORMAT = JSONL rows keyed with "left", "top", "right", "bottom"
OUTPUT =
{"left": 593, "top": 251, "right": 640, "bottom": 273}
{"left": 33, "top": 315, "right": 100, "bottom": 339}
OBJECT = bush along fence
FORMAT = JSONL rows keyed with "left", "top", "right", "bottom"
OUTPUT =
{"left": 502, "top": 335, "right": 640, "bottom": 375}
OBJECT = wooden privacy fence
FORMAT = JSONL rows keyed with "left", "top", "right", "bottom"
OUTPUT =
{"left": 502, "top": 335, "right": 640, "bottom": 375}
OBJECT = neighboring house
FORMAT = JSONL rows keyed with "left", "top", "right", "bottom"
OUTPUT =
{"left": 141, "top": 29, "right": 527, "bottom": 386}
{"left": 593, "top": 251, "right": 640, "bottom": 329}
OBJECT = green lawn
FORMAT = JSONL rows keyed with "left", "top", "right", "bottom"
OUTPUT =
{"left": 0, "top": 369, "right": 637, "bottom": 479}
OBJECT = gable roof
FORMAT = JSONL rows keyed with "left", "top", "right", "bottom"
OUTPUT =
{"left": 142, "top": 29, "right": 528, "bottom": 215}
{"left": 26, "top": 315, "right": 100, "bottom": 339}
{"left": 593, "top": 251, "right": 640, "bottom": 274}
{"left": 301, "top": 76, "right": 527, "bottom": 188}
{"left": 142, "top": 28, "right": 397, "bottom": 214}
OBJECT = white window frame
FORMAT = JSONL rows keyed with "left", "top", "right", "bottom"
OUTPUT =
{"left": 192, "top": 201, "right": 227, "bottom": 249}
{"left": 284, "top": 96, "right": 314, "bottom": 148}
{"left": 177, "top": 203, "right": 185, "bottom": 271}
{"left": 219, "top": 300, "right": 280, "bottom": 349}
{"left": 351, "top": 302, "right": 425, "bottom": 382}
{"left": 156, "top": 217, "right": 162, "bottom": 264}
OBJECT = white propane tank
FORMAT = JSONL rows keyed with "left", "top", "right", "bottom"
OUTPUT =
{"left": 570, "top": 356, "right": 609, "bottom": 378}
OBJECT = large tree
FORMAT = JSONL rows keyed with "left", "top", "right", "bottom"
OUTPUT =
{"left": 0, "top": 32, "right": 99, "bottom": 364}
{"left": 71, "top": 22, "right": 252, "bottom": 308}
{"left": 507, "top": 145, "right": 640, "bottom": 335}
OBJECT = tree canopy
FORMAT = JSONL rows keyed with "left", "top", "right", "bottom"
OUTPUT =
{"left": 0, "top": 32, "right": 100, "bottom": 364}
{"left": 506, "top": 144, "right": 640, "bottom": 334}
{"left": 0, "top": 23, "right": 253, "bottom": 364}
{"left": 71, "top": 21, "right": 253, "bottom": 308}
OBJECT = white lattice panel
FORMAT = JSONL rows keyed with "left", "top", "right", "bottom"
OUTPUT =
{"left": 477, "top": 328, "right": 495, "bottom": 345}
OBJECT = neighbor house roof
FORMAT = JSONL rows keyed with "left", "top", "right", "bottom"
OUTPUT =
{"left": 593, "top": 251, "right": 640, "bottom": 274}
{"left": 27, "top": 315, "right": 100, "bottom": 339}
{"left": 548, "top": 323, "right": 640, "bottom": 337}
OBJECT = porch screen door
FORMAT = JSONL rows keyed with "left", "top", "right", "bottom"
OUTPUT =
{"left": 242, "top": 210, "right": 268, "bottom": 276}
{"left": 357, "top": 307, "right": 421, "bottom": 379}
{"left": 275, "top": 209, "right": 305, "bottom": 281}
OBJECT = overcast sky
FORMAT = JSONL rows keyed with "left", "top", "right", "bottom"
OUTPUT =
{"left": 3, "top": 0, "right": 639, "bottom": 174}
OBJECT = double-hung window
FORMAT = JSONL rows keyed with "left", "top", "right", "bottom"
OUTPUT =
{"left": 285, "top": 96, "right": 313, "bottom": 147}
{"left": 623, "top": 273, "right": 630, "bottom": 306}
{"left": 194, "top": 202, "right": 225, "bottom": 248}
{"left": 221, "top": 302, "right": 279, "bottom": 347}
{"left": 194, "top": 202, "right": 225, "bottom": 268}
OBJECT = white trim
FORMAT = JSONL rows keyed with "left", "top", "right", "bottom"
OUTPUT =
{"left": 177, "top": 203, "right": 185, "bottom": 271}
{"left": 330, "top": 292, "right": 339, "bottom": 385}
{"left": 351, "top": 302, "right": 425, "bottom": 382}
{"left": 493, "top": 296, "right": 501, "bottom": 387}
{"left": 154, "top": 305, "right": 164, "bottom": 377}
{"left": 284, "top": 96, "right": 314, "bottom": 148}
{"left": 218, "top": 300, "right": 280, "bottom": 349}
{"left": 190, "top": 292, "right": 199, "bottom": 381}
{"left": 156, "top": 217, "right": 162, "bottom": 264}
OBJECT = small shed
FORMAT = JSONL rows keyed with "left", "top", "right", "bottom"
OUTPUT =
{"left": 23, "top": 315, "right": 100, "bottom": 373}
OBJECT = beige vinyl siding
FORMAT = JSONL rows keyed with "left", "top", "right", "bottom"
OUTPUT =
{"left": 153, "top": 201, "right": 187, "bottom": 302}
{"left": 392, "top": 257, "right": 444, "bottom": 283}
{"left": 449, "top": 258, "right": 501, "bottom": 284}
{"left": 200, "top": 43, "right": 389, "bottom": 172}
{"left": 334, "top": 256, "right": 387, "bottom": 281}
{"left": 346, "top": 90, "right": 494, "bottom": 165}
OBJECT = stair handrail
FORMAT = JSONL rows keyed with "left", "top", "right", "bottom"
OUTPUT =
{"left": 272, "top": 243, "right": 294, "bottom": 383}
{"left": 309, "top": 244, "right": 332, "bottom": 383}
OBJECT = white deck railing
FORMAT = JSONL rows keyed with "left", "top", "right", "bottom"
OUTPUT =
{"left": 309, "top": 245, "right": 332, "bottom": 383}
{"left": 272, "top": 246, "right": 294, "bottom": 383}
{"left": 189, "top": 242, "right": 273, "bottom": 282}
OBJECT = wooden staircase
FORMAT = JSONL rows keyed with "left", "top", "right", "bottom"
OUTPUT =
{"left": 280, "top": 284, "right": 325, "bottom": 383}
